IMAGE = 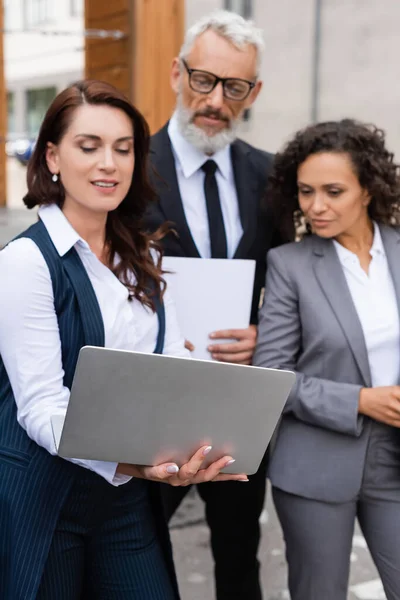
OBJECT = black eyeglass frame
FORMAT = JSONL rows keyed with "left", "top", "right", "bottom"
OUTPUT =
{"left": 181, "top": 59, "right": 256, "bottom": 101}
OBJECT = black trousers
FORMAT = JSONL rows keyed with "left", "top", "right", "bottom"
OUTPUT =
{"left": 163, "top": 455, "right": 268, "bottom": 600}
{"left": 37, "top": 471, "right": 176, "bottom": 600}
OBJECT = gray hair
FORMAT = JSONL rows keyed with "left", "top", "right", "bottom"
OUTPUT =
{"left": 179, "top": 10, "right": 265, "bottom": 71}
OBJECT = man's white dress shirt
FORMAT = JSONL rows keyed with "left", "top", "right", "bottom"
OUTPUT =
{"left": 168, "top": 112, "right": 243, "bottom": 258}
{"left": 0, "top": 204, "right": 188, "bottom": 485}
{"left": 333, "top": 223, "right": 400, "bottom": 387}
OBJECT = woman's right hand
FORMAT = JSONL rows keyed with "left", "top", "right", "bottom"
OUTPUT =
{"left": 116, "top": 445, "right": 249, "bottom": 485}
{"left": 359, "top": 386, "right": 400, "bottom": 427}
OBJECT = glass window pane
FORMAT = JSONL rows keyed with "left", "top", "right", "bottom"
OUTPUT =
{"left": 25, "top": 0, "right": 50, "bottom": 28}
{"left": 70, "top": 0, "right": 83, "bottom": 16}
{"left": 224, "top": 0, "right": 252, "bottom": 19}
{"left": 7, "top": 92, "right": 16, "bottom": 135}
{"left": 26, "top": 87, "right": 57, "bottom": 137}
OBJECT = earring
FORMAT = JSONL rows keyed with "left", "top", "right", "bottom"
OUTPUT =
{"left": 52, "top": 173, "right": 59, "bottom": 182}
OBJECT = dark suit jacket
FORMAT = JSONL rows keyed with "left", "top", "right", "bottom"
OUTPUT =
{"left": 144, "top": 123, "right": 281, "bottom": 323}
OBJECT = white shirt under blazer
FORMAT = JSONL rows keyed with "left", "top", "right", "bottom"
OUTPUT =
{"left": 168, "top": 112, "right": 243, "bottom": 259}
{"left": 0, "top": 204, "right": 188, "bottom": 485}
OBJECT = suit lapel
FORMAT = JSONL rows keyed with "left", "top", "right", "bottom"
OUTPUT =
{"left": 150, "top": 125, "right": 200, "bottom": 257}
{"left": 312, "top": 236, "right": 372, "bottom": 387}
{"left": 231, "top": 140, "right": 259, "bottom": 259}
{"left": 380, "top": 224, "right": 400, "bottom": 324}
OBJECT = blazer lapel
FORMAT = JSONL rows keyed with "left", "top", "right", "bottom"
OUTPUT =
{"left": 380, "top": 224, "right": 400, "bottom": 323}
{"left": 62, "top": 248, "right": 105, "bottom": 348}
{"left": 312, "top": 236, "right": 372, "bottom": 387}
{"left": 231, "top": 140, "right": 259, "bottom": 259}
{"left": 150, "top": 125, "right": 200, "bottom": 257}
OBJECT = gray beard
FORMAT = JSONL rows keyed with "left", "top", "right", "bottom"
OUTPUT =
{"left": 175, "top": 95, "right": 240, "bottom": 155}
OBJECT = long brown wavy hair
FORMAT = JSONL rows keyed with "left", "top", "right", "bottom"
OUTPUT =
{"left": 24, "top": 79, "right": 165, "bottom": 309}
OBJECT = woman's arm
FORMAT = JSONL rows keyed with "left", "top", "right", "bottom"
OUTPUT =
{"left": 253, "top": 248, "right": 363, "bottom": 437}
{"left": 0, "top": 238, "right": 126, "bottom": 485}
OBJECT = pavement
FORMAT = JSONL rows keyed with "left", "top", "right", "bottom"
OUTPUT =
{"left": 0, "top": 159, "right": 387, "bottom": 599}
{"left": 171, "top": 484, "right": 385, "bottom": 600}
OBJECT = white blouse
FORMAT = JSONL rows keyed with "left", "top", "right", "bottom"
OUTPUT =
{"left": 333, "top": 222, "right": 400, "bottom": 388}
{"left": 0, "top": 204, "right": 189, "bottom": 485}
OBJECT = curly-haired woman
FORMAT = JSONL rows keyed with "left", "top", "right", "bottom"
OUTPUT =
{"left": 254, "top": 119, "right": 400, "bottom": 600}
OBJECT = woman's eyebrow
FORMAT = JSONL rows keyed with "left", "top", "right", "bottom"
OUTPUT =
{"left": 73, "top": 134, "right": 133, "bottom": 142}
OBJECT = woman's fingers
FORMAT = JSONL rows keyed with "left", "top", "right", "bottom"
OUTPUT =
{"left": 184, "top": 339, "right": 195, "bottom": 352}
{"left": 177, "top": 445, "right": 213, "bottom": 480}
{"left": 137, "top": 446, "right": 249, "bottom": 486}
{"left": 190, "top": 454, "right": 246, "bottom": 483}
{"left": 140, "top": 462, "right": 180, "bottom": 482}
{"left": 211, "top": 473, "right": 249, "bottom": 482}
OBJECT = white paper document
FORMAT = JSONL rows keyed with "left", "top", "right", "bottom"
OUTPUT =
{"left": 162, "top": 257, "right": 256, "bottom": 360}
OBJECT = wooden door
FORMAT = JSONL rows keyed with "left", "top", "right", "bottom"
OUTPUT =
{"left": 85, "top": 0, "right": 184, "bottom": 133}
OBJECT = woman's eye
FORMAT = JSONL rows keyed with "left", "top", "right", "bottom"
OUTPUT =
{"left": 81, "top": 147, "right": 96, "bottom": 153}
{"left": 328, "top": 189, "right": 342, "bottom": 197}
{"left": 299, "top": 189, "right": 312, "bottom": 195}
{"left": 116, "top": 148, "right": 130, "bottom": 155}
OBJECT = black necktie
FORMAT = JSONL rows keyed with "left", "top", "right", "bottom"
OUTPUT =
{"left": 201, "top": 160, "right": 228, "bottom": 259}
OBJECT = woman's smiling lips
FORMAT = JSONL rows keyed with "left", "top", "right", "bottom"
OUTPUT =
{"left": 91, "top": 179, "right": 119, "bottom": 193}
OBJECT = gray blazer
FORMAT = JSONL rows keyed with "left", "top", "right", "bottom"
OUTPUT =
{"left": 253, "top": 224, "right": 400, "bottom": 503}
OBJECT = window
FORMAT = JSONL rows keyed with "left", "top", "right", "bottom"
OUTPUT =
{"left": 7, "top": 92, "right": 16, "bottom": 135}
{"left": 26, "top": 87, "right": 57, "bottom": 137}
{"left": 70, "top": 0, "right": 83, "bottom": 17}
{"left": 4, "top": 0, "right": 13, "bottom": 29}
{"left": 24, "top": 0, "right": 50, "bottom": 28}
{"left": 224, "top": 0, "right": 252, "bottom": 19}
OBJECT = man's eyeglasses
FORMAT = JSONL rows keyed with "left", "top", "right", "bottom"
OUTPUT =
{"left": 181, "top": 59, "right": 256, "bottom": 101}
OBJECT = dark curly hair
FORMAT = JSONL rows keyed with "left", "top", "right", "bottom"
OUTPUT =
{"left": 268, "top": 118, "right": 400, "bottom": 240}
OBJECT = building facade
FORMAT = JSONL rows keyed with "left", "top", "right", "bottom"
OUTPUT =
{"left": 4, "top": 0, "right": 84, "bottom": 142}
{"left": 4, "top": 0, "right": 400, "bottom": 154}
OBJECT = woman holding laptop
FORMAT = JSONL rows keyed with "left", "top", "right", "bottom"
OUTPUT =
{"left": 0, "top": 80, "right": 247, "bottom": 600}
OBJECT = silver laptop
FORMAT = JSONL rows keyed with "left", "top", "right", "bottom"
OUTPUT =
{"left": 53, "top": 346, "right": 295, "bottom": 475}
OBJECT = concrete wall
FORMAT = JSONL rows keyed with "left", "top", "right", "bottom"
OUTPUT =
{"left": 317, "top": 0, "right": 400, "bottom": 156}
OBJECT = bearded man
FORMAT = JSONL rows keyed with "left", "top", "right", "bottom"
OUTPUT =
{"left": 144, "top": 11, "right": 283, "bottom": 600}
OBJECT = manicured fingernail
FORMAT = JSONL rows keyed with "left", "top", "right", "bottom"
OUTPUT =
{"left": 209, "top": 333, "right": 216, "bottom": 339}
{"left": 203, "top": 446, "right": 212, "bottom": 456}
{"left": 238, "top": 478, "right": 249, "bottom": 482}
{"left": 225, "top": 459, "right": 236, "bottom": 467}
{"left": 167, "top": 465, "right": 179, "bottom": 474}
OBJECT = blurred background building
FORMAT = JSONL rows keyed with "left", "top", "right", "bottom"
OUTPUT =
{"left": 5, "top": 0, "right": 84, "bottom": 146}
{"left": 2, "top": 0, "right": 400, "bottom": 207}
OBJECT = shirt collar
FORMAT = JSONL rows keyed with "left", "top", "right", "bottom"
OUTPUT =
{"left": 333, "top": 221, "right": 385, "bottom": 264}
{"left": 38, "top": 204, "right": 90, "bottom": 257}
{"left": 168, "top": 112, "right": 232, "bottom": 180}
{"left": 370, "top": 221, "right": 385, "bottom": 257}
